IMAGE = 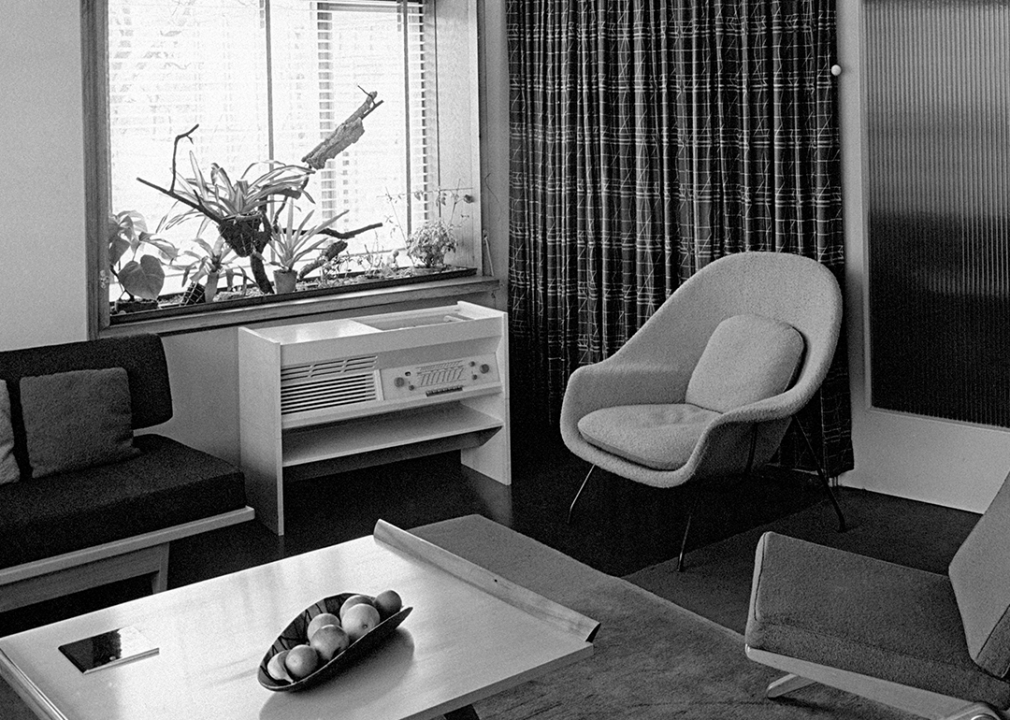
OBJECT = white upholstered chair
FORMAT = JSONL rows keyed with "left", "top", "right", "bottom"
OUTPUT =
{"left": 560, "top": 251, "right": 846, "bottom": 569}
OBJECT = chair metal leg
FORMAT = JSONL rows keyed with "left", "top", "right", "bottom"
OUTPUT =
{"left": 676, "top": 507, "right": 694, "bottom": 572}
{"left": 794, "top": 419, "right": 847, "bottom": 533}
{"left": 567, "top": 466, "right": 596, "bottom": 523}
{"left": 767, "top": 673, "right": 816, "bottom": 698}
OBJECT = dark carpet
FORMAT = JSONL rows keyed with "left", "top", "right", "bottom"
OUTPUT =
{"left": 414, "top": 515, "right": 914, "bottom": 719}
{"left": 625, "top": 487, "right": 981, "bottom": 635}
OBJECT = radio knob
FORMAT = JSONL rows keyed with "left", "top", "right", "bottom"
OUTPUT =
{"left": 480, "top": 364, "right": 490, "bottom": 374}
{"left": 394, "top": 377, "right": 407, "bottom": 388}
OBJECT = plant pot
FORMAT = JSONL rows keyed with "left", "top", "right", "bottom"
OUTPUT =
{"left": 273, "top": 269, "right": 298, "bottom": 294}
{"left": 114, "top": 298, "right": 159, "bottom": 314}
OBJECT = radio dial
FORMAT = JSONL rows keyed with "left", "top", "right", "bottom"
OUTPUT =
{"left": 480, "top": 364, "right": 490, "bottom": 374}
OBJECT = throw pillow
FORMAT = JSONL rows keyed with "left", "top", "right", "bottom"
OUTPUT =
{"left": 0, "top": 382, "right": 19, "bottom": 484}
{"left": 20, "top": 367, "right": 139, "bottom": 478}
{"left": 685, "top": 314, "right": 805, "bottom": 413}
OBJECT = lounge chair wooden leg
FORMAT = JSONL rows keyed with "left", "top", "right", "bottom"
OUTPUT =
{"left": 767, "top": 673, "right": 815, "bottom": 698}
{"left": 568, "top": 466, "right": 596, "bottom": 523}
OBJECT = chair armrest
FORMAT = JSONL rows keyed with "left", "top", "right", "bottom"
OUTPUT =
{"left": 561, "top": 359, "right": 690, "bottom": 420}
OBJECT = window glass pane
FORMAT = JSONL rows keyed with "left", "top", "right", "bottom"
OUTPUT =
{"left": 106, "top": 0, "right": 432, "bottom": 301}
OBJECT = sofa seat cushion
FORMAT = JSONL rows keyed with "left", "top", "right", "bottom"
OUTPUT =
{"left": 578, "top": 403, "right": 721, "bottom": 470}
{"left": 745, "top": 532, "right": 1010, "bottom": 708}
{"left": 0, "top": 434, "right": 246, "bottom": 569}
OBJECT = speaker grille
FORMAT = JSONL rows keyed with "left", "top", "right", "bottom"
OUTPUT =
{"left": 280, "top": 356, "right": 378, "bottom": 415}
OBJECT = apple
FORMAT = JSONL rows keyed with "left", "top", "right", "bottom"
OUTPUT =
{"left": 339, "top": 594, "right": 374, "bottom": 621}
{"left": 306, "top": 611, "right": 341, "bottom": 640}
{"left": 341, "top": 602, "right": 381, "bottom": 641}
{"left": 266, "top": 650, "right": 291, "bottom": 682}
{"left": 284, "top": 644, "right": 319, "bottom": 679}
{"left": 374, "top": 589, "right": 402, "bottom": 619}
{"left": 310, "top": 624, "right": 350, "bottom": 662}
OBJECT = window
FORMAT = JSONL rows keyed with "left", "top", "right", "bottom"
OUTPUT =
{"left": 89, "top": 0, "right": 481, "bottom": 332}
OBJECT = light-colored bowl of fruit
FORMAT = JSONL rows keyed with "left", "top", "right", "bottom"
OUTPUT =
{"left": 258, "top": 590, "right": 410, "bottom": 692}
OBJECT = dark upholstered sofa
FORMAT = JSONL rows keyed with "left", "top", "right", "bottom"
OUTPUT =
{"left": 0, "top": 333, "right": 254, "bottom": 612}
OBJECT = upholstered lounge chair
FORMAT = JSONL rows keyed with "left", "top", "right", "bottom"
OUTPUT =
{"left": 560, "top": 251, "right": 846, "bottom": 569}
{"left": 745, "top": 472, "right": 1010, "bottom": 720}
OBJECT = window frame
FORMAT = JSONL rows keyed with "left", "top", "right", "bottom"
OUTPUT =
{"left": 82, "top": 0, "right": 490, "bottom": 339}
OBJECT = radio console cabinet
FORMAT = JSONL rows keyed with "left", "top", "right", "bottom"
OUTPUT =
{"left": 238, "top": 302, "right": 510, "bottom": 535}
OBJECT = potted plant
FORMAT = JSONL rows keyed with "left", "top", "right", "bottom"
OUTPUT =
{"left": 175, "top": 233, "right": 250, "bottom": 305}
{"left": 107, "top": 210, "right": 177, "bottom": 313}
{"left": 387, "top": 185, "right": 473, "bottom": 272}
{"left": 405, "top": 220, "right": 456, "bottom": 270}
{"left": 268, "top": 203, "right": 349, "bottom": 293}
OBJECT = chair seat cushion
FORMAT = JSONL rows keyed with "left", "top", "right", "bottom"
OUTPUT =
{"left": 577, "top": 403, "right": 721, "bottom": 471}
{"left": 745, "top": 532, "right": 1010, "bottom": 707}
{"left": 0, "top": 434, "right": 247, "bottom": 569}
{"left": 686, "top": 314, "right": 804, "bottom": 413}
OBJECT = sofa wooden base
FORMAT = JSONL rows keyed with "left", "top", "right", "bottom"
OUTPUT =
{"left": 0, "top": 507, "right": 254, "bottom": 613}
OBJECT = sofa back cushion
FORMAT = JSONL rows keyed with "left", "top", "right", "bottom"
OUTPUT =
{"left": 21, "top": 368, "right": 140, "bottom": 478}
{"left": 948, "top": 470, "right": 1010, "bottom": 678}
{"left": 0, "top": 334, "right": 171, "bottom": 478}
{"left": 685, "top": 314, "right": 805, "bottom": 413}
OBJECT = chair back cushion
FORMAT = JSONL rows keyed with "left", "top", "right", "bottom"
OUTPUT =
{"left": 685, "top": 314, "right": 805, "bottom": 413}
{"left": 948, "top": 471, "right": 1010, "bottom": 678}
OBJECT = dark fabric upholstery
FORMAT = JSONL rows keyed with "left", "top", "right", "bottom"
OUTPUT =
{"left": 0, "top": 334, "right": 172, "bottom": 480}
{"left": 948, "top": 471, "right": 1010, "bottom": 678}
{"left": 745, "top": 532, "right": 1010, "bottom": 708}
{"left": 0, "top": 434, "right": 246, "bottom": 569}
{"left": 20, "top": 368, "right": 139, "bottom": 478}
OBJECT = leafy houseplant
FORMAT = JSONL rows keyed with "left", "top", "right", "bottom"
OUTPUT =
{"left": 174, "top": 234, "right": 250, "bottom": 305}
{"left": 405, "top": 220, "right": 456, "bottom": 269}
{"left": 388, "top": 185, "right": 473, "bottom": 270}
{"left": 107, "top": 210, "right": 177, "bottom": 312}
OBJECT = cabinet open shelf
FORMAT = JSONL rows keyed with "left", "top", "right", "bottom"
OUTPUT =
{"left": 282, "top": 404, "right": 503, "bottom": 467}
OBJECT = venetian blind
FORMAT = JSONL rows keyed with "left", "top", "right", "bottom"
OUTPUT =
{"left": 106, "top": 0, "right": 431, "bottom": 292}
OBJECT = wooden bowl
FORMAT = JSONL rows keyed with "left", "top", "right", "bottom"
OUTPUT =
{"left": 258, "top": 593, "right": 412, "bottom": 692}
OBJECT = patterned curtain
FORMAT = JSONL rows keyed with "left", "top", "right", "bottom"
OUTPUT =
{"left": 507, "top": 0, "right": 853, "bottom": 477}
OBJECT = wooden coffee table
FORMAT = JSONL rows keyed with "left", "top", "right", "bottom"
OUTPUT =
{"left": 0, "top": 520, "right": 598, "bottom": 720}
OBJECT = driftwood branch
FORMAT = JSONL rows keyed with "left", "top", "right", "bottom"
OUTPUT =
{"left": 319, "top": 222, "right": 383, "bottom": 240}
{"left": 302, "top": 88, "right": 383, "bottom": 169}
{"left": 170, "top": 124, "right": 200, "bottom": 195}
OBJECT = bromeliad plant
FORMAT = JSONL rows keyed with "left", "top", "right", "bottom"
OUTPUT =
{"left": 268, "top": 202, "right": 349, "bottom": 291}
{"left": 138, "top": 129, "right": 313, "bottom": 295}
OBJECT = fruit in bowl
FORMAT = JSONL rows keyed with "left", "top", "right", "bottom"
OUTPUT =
{"left": 258, "top": 590, "right": 412, "bottom": 692}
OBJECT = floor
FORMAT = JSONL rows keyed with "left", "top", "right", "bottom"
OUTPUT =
{"left": 0, "top": 417, "right": 832, "bottom": 639}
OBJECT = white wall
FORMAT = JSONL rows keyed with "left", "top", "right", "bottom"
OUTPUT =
{"left": 0, "top": 1, "right": 89, "bottom": 348}
{"left": 2, "top": 1, "right": 1006, "bottom": 511}
{"left": 836, "top": 2, "right": 1010, "bottom": 513}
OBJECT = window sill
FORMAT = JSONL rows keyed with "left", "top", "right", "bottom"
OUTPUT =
{"left": 98, "top": 275, "right": 502, "bottom": 337}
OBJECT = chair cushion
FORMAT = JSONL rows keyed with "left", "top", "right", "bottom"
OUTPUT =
{"left": 20, "top": 367, "right": 140, "bottom": 478}
{"left": 746, "top": 532, "right": 1010, "bottom": 707}
{"left": 686, "top": 314, "right": 804, "bottom": 413}
{"left": 577, "top": 403, "right": 721, "bottom": 470}
{"left": 948, "top": 471, "right": 1010, "bottom": 678}
{"left": 0, "top": 383, "right": 18, "bottom": 484}
{"left": 0, "top": 434, "right": 247, "bottom": 569}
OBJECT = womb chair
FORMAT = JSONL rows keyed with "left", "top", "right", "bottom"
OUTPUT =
{"left": 745, "top": 472, "right": 1010, "bottom": 720}
{"left": 560, "top": 251, "right": 846, "bottom": 569}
